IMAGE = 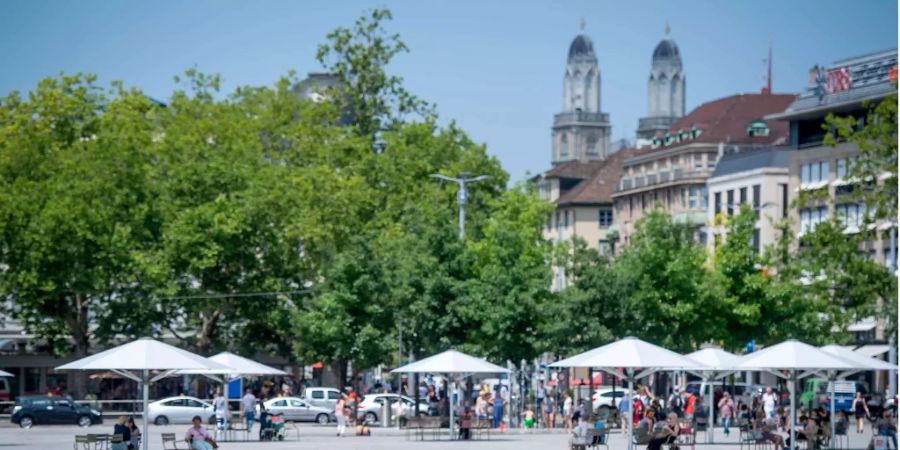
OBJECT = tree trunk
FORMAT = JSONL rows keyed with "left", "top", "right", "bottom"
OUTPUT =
{"left": 64, "top": 293, "right": 91, "bottom": 399}
{"left": 196, "top": 308, "right": 222, "bottom": 354}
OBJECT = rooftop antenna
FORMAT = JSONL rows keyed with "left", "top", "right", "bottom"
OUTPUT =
{"left": 580, "top": 17, "right": 586, "bottom": 32}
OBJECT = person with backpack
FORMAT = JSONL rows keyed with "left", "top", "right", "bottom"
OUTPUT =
{"left": 669, "top": 389, "right": 684, "bottom": 417}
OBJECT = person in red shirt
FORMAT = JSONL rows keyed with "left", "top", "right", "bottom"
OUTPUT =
{"left": 633, "top": 396, "right": 644, "bottom": 426}
{"left": 683, "top": 391, "right": 696, "bottom": 419}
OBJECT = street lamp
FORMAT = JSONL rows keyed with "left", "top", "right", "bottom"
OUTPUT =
{"left": 429, "top": 172, "right": 490, "bottom": 239}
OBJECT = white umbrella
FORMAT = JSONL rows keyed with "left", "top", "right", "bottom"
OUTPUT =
{"left": 551, "top": 337, "right": 709, "bottom": 450}
{"left": 56, "top": 337, "right": 230, "bottom": 450}
{"left": 392, "top": 350, "right": 509, "bottom": 440}
{"left": 176, "top": 351, "right": 288, "bottom": 378}
{"left": 0, "top": 369, "right": 13, "bottom": 377}
{"left": 686, "top": 345, "right": 742, "bottom": 443}
{"left": 734, "top": 340, "right": 855, "bottom": 450}
{"left": 819, "top": 344, "right": 897, "bottom": 441}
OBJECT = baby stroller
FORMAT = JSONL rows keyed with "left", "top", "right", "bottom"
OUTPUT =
{"left": 260, "top": 413, "right": 286, "bottom": 441}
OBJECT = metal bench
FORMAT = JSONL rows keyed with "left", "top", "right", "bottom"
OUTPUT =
{"left": 472, "top": 419, "right": 492, "bottom": 440}
{"left": 161, "top": 433, "right": 186, "bottom": 450}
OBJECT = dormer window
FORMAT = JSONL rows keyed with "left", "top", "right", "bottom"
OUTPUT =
{"left": 664, "top": 132, "right": 674, "bottom": 146}
{"left": 691, "top": 124, "right": 702, "bottom": 139}
{"left": 747, "top": 120, "right": 770, "bottom": 137}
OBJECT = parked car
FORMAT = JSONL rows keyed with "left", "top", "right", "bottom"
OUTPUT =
{"left": 356, "top": 394, "right": 427, "bottom": 424}
{"left": 147, "top": 396, "right": 214, "bottom": 425}
{"left": 303, "top": 387, "right": 342, "bottom": 409}
{"left": 592, "top": 387, "right": 630, "bottom": 420}
{"left": 11, "top": 395, "right": 102, "bottom": 428}
{"left": 263, "top": 397, "right": 334, "bottom": 424}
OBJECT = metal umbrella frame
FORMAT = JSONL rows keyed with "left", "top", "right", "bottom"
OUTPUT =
{"left": 685, "top": 345, "right": 743, "bottom": 444}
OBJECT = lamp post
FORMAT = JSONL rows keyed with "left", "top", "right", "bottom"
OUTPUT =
{"left": 429, "top": 172, "right": 490, "bottom": 239}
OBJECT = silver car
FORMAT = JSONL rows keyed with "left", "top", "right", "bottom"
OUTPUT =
{"left": 263, "top": 397, "right": 334, "bottom": 424}
{"left": 356, "top": 394, "right": 427, "bottom": 424}
{"left": 147, "top": 396, "right": 215, "bottom": 425}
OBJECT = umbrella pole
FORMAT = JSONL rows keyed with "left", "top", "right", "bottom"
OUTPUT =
{"left": 789, "top": 370, "right": 796, "bottom": 450}
{"left": 449, "top": 373, "right": 454, "bottom": 441}
{"left": 142, "top": 369, "right": 149, "bottom": 450}
{"left": 627, "top": 371, "right": 634, "bottom": 450}
{"left": 830, "top": 374, "right": 836, "bottom": 450}
{"left": 707, "top": 377, "right": 713, "bottom": 444}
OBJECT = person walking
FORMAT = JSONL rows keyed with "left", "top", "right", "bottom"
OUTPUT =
{"left": 563, "top": 392, "right": 573, "bottom": 432}
{"left": 852, "top": 392, "right": 870, "bottom": 434}
{"left": 718, "top": 392, "right": 735, "bottom": 436}
{"left": 669, "top": 389, "right": 684, "bottom": 418}
{"left": 335, "top": 395, "right": 347, "bottom": 437}
{"left": 240, "top": 388, "right": 257, "bottom": 432}
{"left": 536, "top": 382, "right": 546, "bottom": 425}
{"left": 618, "top": 394, "right": 630, "bottom": 434}
{"left": 491, "top": 387, "right": 506, "bottom": 429}
{"left": 761, "top": 387, "right": 777, "bottom": 419}
{"left": 213, "top": 387, "right": 229, "bottom": 442}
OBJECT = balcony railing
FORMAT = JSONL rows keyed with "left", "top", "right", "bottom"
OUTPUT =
{"left": 617, "top": 168, "right": 712, "bottom": 193}
{"left": 553, "top": 111, "right": 610, "bottom": 127}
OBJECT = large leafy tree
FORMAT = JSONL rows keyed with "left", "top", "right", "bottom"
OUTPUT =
{"left": 0, "top": 75, "right": 162, "bottom": 363}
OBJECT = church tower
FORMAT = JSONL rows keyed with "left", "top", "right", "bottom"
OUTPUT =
{"left": 637, "top": 24, "right": 686, "bottom": 141}
{"left": 552, "top": 20, "right": 612, "bottom": 165}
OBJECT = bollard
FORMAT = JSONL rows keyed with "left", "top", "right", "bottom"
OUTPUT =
{"left": 382, "top": 400, "right": 392, "bottom": 428}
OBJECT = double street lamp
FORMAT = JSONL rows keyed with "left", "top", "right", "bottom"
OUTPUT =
{"left": 429, "top": 172, "right": 490, "bottom": 239}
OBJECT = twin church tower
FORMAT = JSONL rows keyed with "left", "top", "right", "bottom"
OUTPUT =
{"left": 552, "top": 21, "right": 685, "bottom": 165}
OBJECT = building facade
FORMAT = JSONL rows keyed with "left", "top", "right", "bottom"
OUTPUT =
{"left": 706, "top": 148, "right": 792, "bottom": 254}
{"left": 552, "top": 25, "right": 612, "bottom": 164}
{"left": 637, "top": 25, "right": 686, "bottom": 143}
{"left": 612, "top": 93, "right": 796, "bottom": 246}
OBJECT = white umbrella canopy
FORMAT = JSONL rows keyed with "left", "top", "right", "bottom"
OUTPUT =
{"left": 56, "top": 337, "right": 229, "bottom": 450}
{"left": 686, "top": 346, "right": 742, "bottom": 370}
{"left": 390, "top": 349, "right": 509, "bottom": 374}
{"left": 819, "top": 345, "right": 897, "bottom": 371}
{"left": 550, "top": 336, "right": 706, "bottom": 370}
{"left": 0, "top": 369, "right": 13, "bottom": 377}
{"left": 734, "top": 340, "right": 855, "bottom": 371}
{"left": 56, "top": 337, "right": 231, "bottom": 372}
{"left": 175, "top": 351, "right": 288, "bottom": 378}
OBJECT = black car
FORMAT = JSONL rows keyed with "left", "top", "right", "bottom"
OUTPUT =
{"left": 11, "top": 395, "right": 103, "bottom": 428}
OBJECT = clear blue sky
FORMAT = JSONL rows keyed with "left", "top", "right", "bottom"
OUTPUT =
{"left": 2, "top": 0, "right": 897, "bottom": 181}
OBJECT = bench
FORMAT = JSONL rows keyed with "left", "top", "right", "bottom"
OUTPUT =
{"left": 228, "top": 421, "right": 251, "bottom": 441}
{"left": 161, "top": 433, "right": 186, "bottom": 450}
{"left": 571, "top": 428, "right": 609, "bottom": 450}
{"left": 74, "top": 435, "right": 90, "bottom": 450}
{"left": 404, "top": 416, "right": 444, "bottom": 440}
{"left": 471, "top": 419, "right": 492, "bottom": 440}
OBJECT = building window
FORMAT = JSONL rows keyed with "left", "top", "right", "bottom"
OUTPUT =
{"left": 752, "top": 228, "right": 761, "bottom": 254}
{"left": 546, "top": 214, "right": 552, "bottom": 231}
{"left": 560, "top": 134, "right": 569, "bottom": 158}
{"left": 884, "top": 241, "right": 898, "bottom": 272}
{"left": 598, "top": 209, "right": 613, "bottom": 227}
{"left": 835, "top": 203, "right": 868, "bottom": 231}
{"left": 688, "top": 187, "right": 698, "bottom": 209}
{"left": 598, "top": 239, "right": 611, "bottom": 256}
{"left": 727, "top": 190, "right": 734, "bottom": 215}
{"left": 799, "top": 206, "right": 828, "bottom": 234}
{"left": 836, "top": 157, "right": 856, "bottom": 181}
{"left": 714, "top": 192, "right": 721, "bottom": 214}
{"left": 587, "top": 134, "right": 598, "bottom": 156}
{"left": 555, "top": 211, "right": 561, "bottom": 230}
{"left": 739, "top": 187, "right": 747, "bottom": 205}
{"left": 707, "top": 154, "right": 717, "bottom": 169}
{"left": 746, "top": 120, "right": 770, "bottom": 137}
{"left": 700, "top": 186, "right": 708, "bottom": 209}
{"left": 800, "top": 161, "right": 830, "bottom": 186}
{"left": 564, "top": 210, "right": 570, "bottom": 228}
{"left": 753, "top": 184, "right": 761, "bottom": 219}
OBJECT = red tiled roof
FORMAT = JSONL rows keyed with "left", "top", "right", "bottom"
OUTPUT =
{"left": 543, "top": 159, "right": 606, "bottom": 179}
{"left": 555, "top": 149, "right": 640, "bottom": 205}
{"left": 649, "top": 93, "right": 797, "bottom": 152}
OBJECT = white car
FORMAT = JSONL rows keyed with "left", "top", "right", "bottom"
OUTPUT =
{"left": 356, "top": 394, "right": 427, "bottom": 424}
{"left": 147, "top": 396, "right": 215, "bottom": 425}
{"left": 592, "top": 387, "right": 630, "bottom": 416}
{"left": 303, "top": 387, "right": 342, "bottom": 410}
{"left": 263, "top": 397, "right": 334, "bottom": 424}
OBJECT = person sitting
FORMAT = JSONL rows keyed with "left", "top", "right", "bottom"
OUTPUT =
{"left": 112, "top": 416, "right": 131, "bottom": 450}
{"left": 522, "top": 406, "right": 536, "bottom": 432}
{"left": 784, "top": 415, "right": 817, "bottom": 450}
{"left": 647, "top": 412, "right": 681, "bottom": 450}
{"left": 355, "top": 419, "right": 371, "bottom": 436}
{"left": 638, "top": 408, "right": 657, "bottom": 431}
{"left": 753, "top": 410, "right": 784, "bottom": 447}
{"left": 185, "top": 415, "right": 218, "bottom": 450}
{"left": 592, "top": 417, "right": 607, "bottom": 446}
{"left": 126, "top": 417, "right": 141, "bottom": 450}
{"left": 876, "top": 409, "right": 897, "bottom": 449}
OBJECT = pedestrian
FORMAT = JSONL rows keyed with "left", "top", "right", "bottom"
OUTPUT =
{"left": 563, "top": 391, "right": 573, "bottom": 432}
{"left": 852, "top": 391, "right": 870, "bottom": 433}
{"left": 536, "top": 382, "right": 546, "bottom": 422}
{"left": 491, "top": 387, "right": 506, "bottom": 429}
{"left": 240, "top": 388, "right": 257, "bottom": 431}
{"left": 683, "top": 390, "right": 695, "bottom": 420}
{"left": 647, "top": 412, "right": 680, "bottom": 450}
{"left": 670, "top": 388, "right": 684, "bottom": 417}
{"left": 543, "top": 392, "right": 555, "bottom": 430}
{"left": 762, "top": 387, "right": 777, "bottom": 418}
{"left": 618, "top": 394, "right": 630, "bottom": 433}
{"left": 213, "top": 387, "right": 228, "bottom": 441}
{"left": 126, "top": 417, "right": 141, "bottom": 450}
{"left": 335, "top": 394, "right": 347, "bottom": 437}
{"left": 718, "top": 392, "right": 735, "bottom": 436}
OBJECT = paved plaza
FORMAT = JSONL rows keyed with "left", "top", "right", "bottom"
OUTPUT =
{"left": 0, "top": 422, "right": 886, "bottom": 450}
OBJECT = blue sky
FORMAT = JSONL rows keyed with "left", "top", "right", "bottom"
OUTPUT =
{"left": 1, "top": 0, "right": 897, "bottom": 181}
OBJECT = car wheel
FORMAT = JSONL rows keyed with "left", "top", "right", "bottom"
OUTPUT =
{"left": 365, "top": 412, "right": 378, "bottom": 423}
{"left": 78, "top": 416, "right": 93, "bottom": 428}
{"left": 416, "top": 411, "right": 426, "bottom": 417}
{"left": 154, "top": 416, "right": 169, "bottom": 426}
{"left": 316, "top": 413, "right": 329, "bottom": 425}
{"left": 19, "top": 416, "right": 34, "bottom": 429}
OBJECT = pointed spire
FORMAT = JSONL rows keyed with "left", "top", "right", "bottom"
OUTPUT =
{"left": 665, "top": 21, "right": 670, "bottom": 35}
{"left": 579, "top": 17, "right": 586, "bottom": 32}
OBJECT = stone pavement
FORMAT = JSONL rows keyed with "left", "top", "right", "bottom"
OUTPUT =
{"left": 0, "top": 422, "right": 884, "bottom": 450}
